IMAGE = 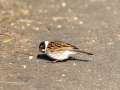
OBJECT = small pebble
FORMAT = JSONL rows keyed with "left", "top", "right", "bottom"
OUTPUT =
{"left": 57, "top": 25, "right": 62, "bottom": 28}
{"left": 62, "top": 74, "right": 65, "bottom": 77}
{"left": 11, "top": 23, "right": 14, "bottom": 26}
{"left": 22, "top": 65, "right": 27, "bottom": 68}
{"left": 24, "top": 49, "right": 27, "bottom": 51}
{"left": 74, "top": 17, "right": 78, "bottom": 20}
{"left": 29, "top": 56, "right": 33, "bottom": 59}
{"left": 21, "top": 26, "right": 25, "bottom": 30}
{"left": 107, "top": 42, "right": 112, "bottom": 45}
{"left": 88, "top": 69, "right": 91, "bottom": 72}
{"left": 35, "top": 27, "right": 39, "bottom": 30}
{"left": 92, "top": 40, "right": 96, "bottom": 42}
{"left": 79, "top": 21, "right": 83, "bottom": 24}
{"left": 73, "top": 63, "right": 76, "bottom": 65}
{"left": 62, "top": 2, "right": 66, "bottom": 7}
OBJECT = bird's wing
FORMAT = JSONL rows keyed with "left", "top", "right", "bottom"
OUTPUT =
{"left": 47, "top": 41, "right": 78, "bottom": 52}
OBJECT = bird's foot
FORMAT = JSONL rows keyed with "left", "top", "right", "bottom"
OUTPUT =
{"left": 47, "top": 60, "right": 60, "bottom": 63}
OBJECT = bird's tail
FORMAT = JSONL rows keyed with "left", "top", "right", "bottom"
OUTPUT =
{"left": 76, "top": 50, "right": 93, "bottom": 55}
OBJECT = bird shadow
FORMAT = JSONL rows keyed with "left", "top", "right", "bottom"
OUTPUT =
{"left": 37, "top": 54, "right": 91, "bottom": 62}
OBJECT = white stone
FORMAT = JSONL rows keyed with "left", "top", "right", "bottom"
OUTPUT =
{"left": 29, "top": 56, "right": 33, "bottom": 59}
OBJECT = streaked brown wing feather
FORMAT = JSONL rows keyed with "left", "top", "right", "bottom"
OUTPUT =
{"left": 47, "top": 41, "right": 78, "bottom": 52}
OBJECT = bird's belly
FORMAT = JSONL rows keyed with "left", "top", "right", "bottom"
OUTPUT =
{"left": 46, "top": 51, "right": 75, "bottom": 60}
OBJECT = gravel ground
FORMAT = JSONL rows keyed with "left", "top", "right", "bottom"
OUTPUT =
{"left": 0, "top": 0, "right": 120, "bottom": 90}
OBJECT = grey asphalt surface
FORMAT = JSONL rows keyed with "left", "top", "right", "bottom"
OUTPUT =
{"left": 0, "top": 0, "right": 120, "bottom": 90}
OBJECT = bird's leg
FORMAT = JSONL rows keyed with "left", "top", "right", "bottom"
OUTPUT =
{"left": 52, "top": 60, "right": 60, "bottom": 63}
{"left": 47, "top": 60, "right": 60, "bottom": 63}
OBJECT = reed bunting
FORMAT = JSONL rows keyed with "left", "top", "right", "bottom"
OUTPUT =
{"left": 39, "top": 41, "right": 93, "bottom": 63}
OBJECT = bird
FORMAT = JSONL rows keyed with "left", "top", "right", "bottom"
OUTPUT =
{"left": 39, "top": 41, "right": 93, "bottom": 63}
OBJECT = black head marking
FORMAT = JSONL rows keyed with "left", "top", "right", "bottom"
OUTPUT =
{"left": 39, "top": 41, "right": 45, "bottom": 53}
